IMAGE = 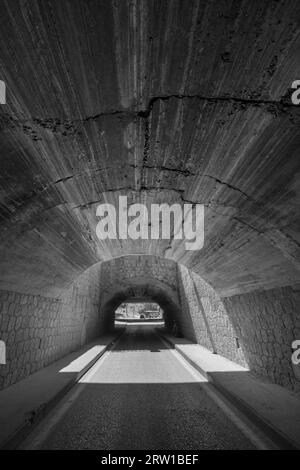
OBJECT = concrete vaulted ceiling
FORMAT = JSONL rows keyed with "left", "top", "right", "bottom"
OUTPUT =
{"left": 0, "top": 0, "right": 300, "bottom": 298}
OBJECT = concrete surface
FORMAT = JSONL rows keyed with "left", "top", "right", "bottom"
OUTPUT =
{"left": 158, "top": 330, "right": 300, "bottom": 449}
{"left": 0, "top": 0, "right": 299, "bottom": 298}
{"left": 0, "top": 329, "right": 123, "bottom": 449}
{"left": 0, "top": 0, "right": 299, "bottom": 408}
{"left": 20, "top": 325, "right": 257, "bottom": 450}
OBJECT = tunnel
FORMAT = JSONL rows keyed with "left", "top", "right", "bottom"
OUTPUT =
{"left": 0, "top": 248, "right": 298, "bottom": 392}
{"left": 0, "top": 0, "right": 299, "bottom": 451}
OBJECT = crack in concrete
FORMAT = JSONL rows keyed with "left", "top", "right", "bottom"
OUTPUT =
{"left": 82, "top": 109, "right": 136, "bottom": 122}
{"left": 72, "top": 186, "right": 188, "bottom": 209}
{"left": 42, "top": 165, "right": 253, "bottom": 208}
{"left": 0, "top": 168, "right": 255, "bottom": 233}
{"left": 136, "top": 92, "right": 299, "bottom": 120}
{"left": 202, "top": 174, "right": 253, "bottom": 201}
{"left": 143, "top": 164, "right": 195, "bottom": 177}
{"left": 1, "top": 91, "right": 299, "bottom": 136}
{"left": 49, "top": 164, "right": 251, "bottom": 202}
{"left": 140, "top": 118, "right": 150, "bottom": 189}
{"left": 2, "top": 182, "right": 293, "bottom": 255}
{"left": 70, "top": 186, "right": 260, "bottom": 240}
{"left": 0, "top": 166, "right": 292, "bottom": 247}
{"left": 232, "top": 216, "right": 264, "bottom": 234}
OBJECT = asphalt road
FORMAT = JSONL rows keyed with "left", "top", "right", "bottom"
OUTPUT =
{"left": 21, "top": 325, "right": 256, "bottom": 450}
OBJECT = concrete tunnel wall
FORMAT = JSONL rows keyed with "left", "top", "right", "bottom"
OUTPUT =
{"left": 1, "top": 254, "right": 299, "bottom": 393}
{"left": 0, "top": 0, "right": 300, "bottom": 396}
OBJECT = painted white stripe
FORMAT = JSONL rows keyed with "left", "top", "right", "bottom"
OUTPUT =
{"left": 158, "top": 335, "right": 278, "bottom": 450}
{"left": 21, "top": 329, "right": 278, "bottom": 450}
{"left": 20, "top": 347, "right": 115, "bottom": 449}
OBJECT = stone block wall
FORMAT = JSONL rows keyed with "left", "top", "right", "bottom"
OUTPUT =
{"left": 1, "top": 253, "right": 299, "bottom": 395}
{"left": 223, "top": 286, "right": 300, "bottom": 393}
{"left": 0, "top": 264, "right": 103, "bottom": 391}
{"left": 99, "top": 255, "right": 182, "bottom": 330}
{"left": 0, "top": 292, "right": 61, "bottom": 390}
{"left": 177, "top": 264, "right": 247, "bottom": 367}
{"left": 100, "top": 255, "right": 179, "bottom": 295}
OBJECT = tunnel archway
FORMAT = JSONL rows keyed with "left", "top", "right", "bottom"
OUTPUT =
{"left": 0, "top": 0, "right": 299, "bottom": 397}
{"left": 0, "top": 251, "right": 299, "bottom": 394}
{"left": 98, "top": 279, "right": 182, "bottom": 336}
{"left": 97, "top": 255, "right": 247, "bottom": 365}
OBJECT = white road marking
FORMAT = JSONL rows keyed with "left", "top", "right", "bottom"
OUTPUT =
{"left": 20, "top": 346, "right": 115, "bottom": 449}
{"left": 20, "top": 328, "right": 278, "bottom": 450}
{"left": 158, "top": 335, "right": 278, "bottom": 450}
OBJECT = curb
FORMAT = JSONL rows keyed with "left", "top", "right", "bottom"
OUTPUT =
{"left": 157, "top": 330, "right": 299, "bottom": 450}
{"left": 0, "top": 329, "right": 124, "bottom": 450}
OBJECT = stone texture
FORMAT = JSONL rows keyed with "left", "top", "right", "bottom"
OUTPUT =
{"left": 0, "top": 254, "right": 299, "bottom": 393}
{"left": 0, "top": 0, "right": 299, "bottom": 299}
{"left": 177, "top": 265, "right": 247, "bottom": 367}
{"left": 0, "top": 265, "right": 103, "bottom": 391}
{"left": 0, "top": 2, "right": 299, "bottom": 396}
{"left": 223, "top": 286, "right": 300, "bottom": 393}
{"left": 99, "top": 256, "right": 181, "bottom": 332}
{"left": 99, "top": 257, "right": 248, "bottom": 367}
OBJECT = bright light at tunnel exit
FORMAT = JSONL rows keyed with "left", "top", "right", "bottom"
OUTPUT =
{"left": 115, "top": 302, "right": 163, "bottom": 321}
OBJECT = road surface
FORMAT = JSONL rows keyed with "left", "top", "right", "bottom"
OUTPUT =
{"left": 21, "top": 325, "right": 259, "bottom": 450}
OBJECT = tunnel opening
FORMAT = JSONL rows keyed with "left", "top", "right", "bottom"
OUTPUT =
{"left": 114, "top": 301, "right": 164, "bottom": 325}
{"left": 98, "top": 268, "right": 183, "bottom": 339}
